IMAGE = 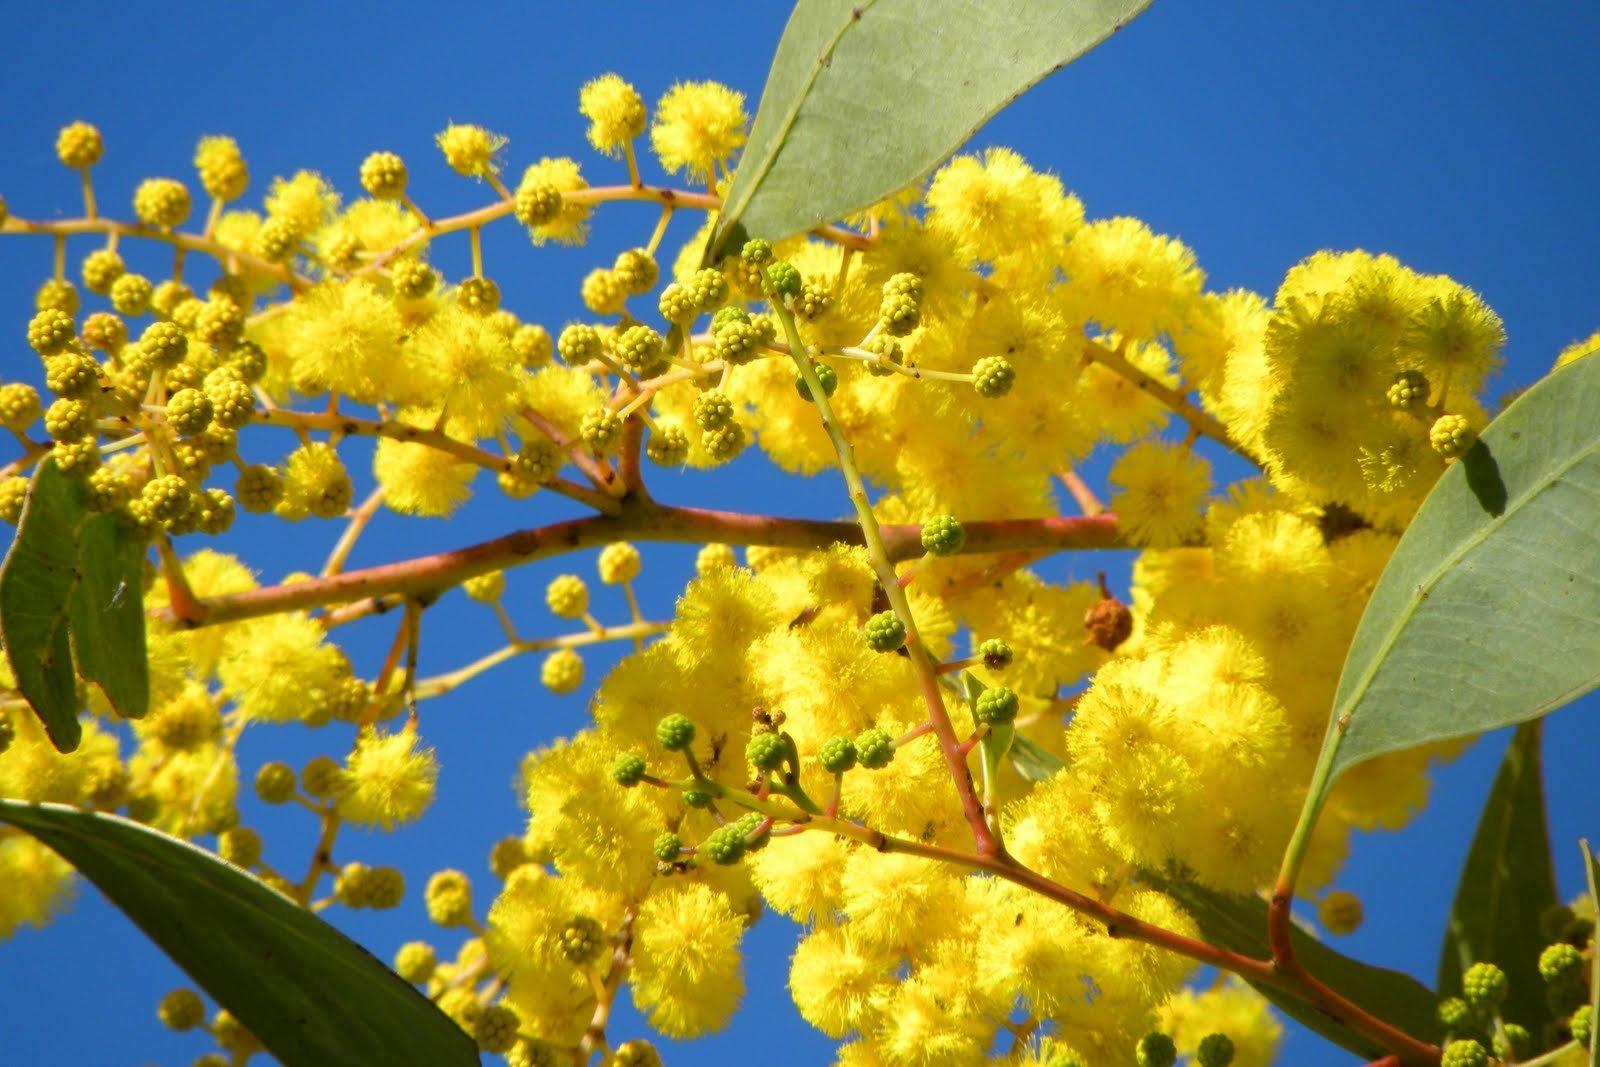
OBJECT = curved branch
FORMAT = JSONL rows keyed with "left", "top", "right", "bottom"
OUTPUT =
{"left": 153, "top": 502, "right": 1124, "bottom": 628}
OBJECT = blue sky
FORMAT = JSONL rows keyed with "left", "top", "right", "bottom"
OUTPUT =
{"left": 1, "top": 2, "right": 1597, "bottom": 1065}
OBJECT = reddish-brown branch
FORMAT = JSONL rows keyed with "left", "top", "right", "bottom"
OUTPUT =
{"left": 153, "top": 503, "right": 1124, "bottom": 628}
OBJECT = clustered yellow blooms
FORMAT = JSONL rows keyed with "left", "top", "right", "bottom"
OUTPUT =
{"left": 0, "top": 66, "right": 1527, "bottom": 1067}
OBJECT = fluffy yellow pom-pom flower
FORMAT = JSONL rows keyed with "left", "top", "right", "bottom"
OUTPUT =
{"left": 579, "top": 73, "right": 647, "bottom": 156}
{"left": 1109, "top": 440, "right": 1212, "bottom": 548}
{"left": 436, "top": 123, "right": 506, "bottom": 178}
{"left": 628, "top": 883, "right": 746, "bottom": 1038}
{"left": 334, "top": 727, "right": 439, "bottom": 830}
{"left": 373, "top": 436, "right": 475, "bottom": 518}
{"left": 649, "top": 81, "right": 747, "bottom": 182}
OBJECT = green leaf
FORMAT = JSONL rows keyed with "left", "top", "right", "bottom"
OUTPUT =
{"left": 1306, "top": 352, "right": 1600, "bottom": 821}
{"left": 0, "top": 460, "right": 150, "bottom": 752}
{"left": 0, "top": 800, "right": 479, "bottom": 1067}
{"left": 1008, "top": 733, "right": 1067, "bottom": 782}
{"left": 1, "top": 460, "right": 90, "bottom": 750}
{"left": 1437, "top": 720, "right": 1559, "bottom": 1035}
{"left": 67, "top": 511, "right": 149, "bottom": 724}
{"left": 1151, "top": 873, "right": 1443, "bottom": 1060}
{"left": 708, "top": 0, "right": 1155, "bottom": 258}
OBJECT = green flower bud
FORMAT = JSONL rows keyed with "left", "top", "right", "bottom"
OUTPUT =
{"left": 819, "top": 736, "right": 857, "bottom": 774}
{"left": 656, "top": 714, "right": 697, "bottom": 751}
{"left": 864, "top": 610, "right": 906, "bottom": 653}
{"left": 855, "top": 728, "right": 895, "bottom": 770}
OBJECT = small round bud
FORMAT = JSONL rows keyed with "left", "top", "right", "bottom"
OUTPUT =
{"left": 696, "top": 543, "right": 737, "bottom": 575}
{"left": 972, "top": 354, "right": 1016, "bottom": 398}
{"left": 300, "top": 755, "right": 342, "bottom": 799}
{"left": 656, "top": 715, "right": 697, "bottom": 752}
{"left": 645, "top": 424, "right": 690, "bottom": 467}
{"left": 693, "top": 389, "right": 735, "bottom": 431}
{"left": 0, "top": 478, "right": 28, "bottom": 525}
{"left": 1430, "top": 414, "right": 1476, "bottom": 459}
{"left": 133, "top": 178, "right": 192, "bottom": 229}
{"left": 977, "top": 638, "right": 1013, "bottom": 669}
{"left": 36, "top": 278, "right": 79, "bottom": 314}
{"left": 746, "top": 731, "right": 788, "bottom": 772}
{"left": 52, "top": 437, "right": 101, "bottom": 478}
{"left": 27, "top": 308, "right": 76, "bottom": 356}
{"left": 855, "top": 728, "right": 895, "bottom": 770}
{"left": 425, "top": 869, "right": 474, "bottom": 927}
{"left": 686, "top": 268, "right": 730, "bottom": 312}
{"left": 681, "top": 788, "right": 713, "bottom": 809}
{"left": 701, "top": 422, "right": 746, "bottom": 463}
{"left": 512, "top": 323, "right": 553, "bottom": 366}
{"left": 920, "top": 515, "right": 965, "bottom": 555}
{"left": 612, "top": 248, "right": 659, "bottom": 295}
{"left": 613, "top": 323, "right": 665, "bottom": 373}
{"left": 0, "top": 383, "right": 42, "bottom": 431}
{"left": 1538, "top": 942, "right": 1585, "bottom": 984}
{"left": 1460, "top": 961, "right": 1507, "bottom": 1009}
{"left": 1387, "top": 369, "right": 1430, "bottom": 410}
{"left": 44, "top": 351, "right": 101, "bottom": 398}
{"left": 882, "top": 272, "right": 924, "bottom": 302}
{"left": 713, "top": 318, "right": 763, "bottom": 365}
{"left": 236, "top": 464, "right": 284, "bottom": 514}
{"left": 1318, "top": 889, "right": 1363, "bottom": 936}
{"left": 1195, "top": 1033, "right": 1235, "bottom": 1067}
{"left": 701, "top": 823, "right": 747, "bottom": 865}
{"left": 740, "top": 239, "right": 773, "bottom": 265}
{"left": 391, "top": 259, "right": 435, "bottom": 299}
{"left": 110, "top": 273, "right": 154, "bottom": 316}
{"left": 794, "top": 360, "right": 838, "bottom": 402}
{"left": 1493, "top": 1023, "right": 1531, "bottom": 1061}
{"left": 514, "top": 180, "right": 563, "bottom": 228}
{"left": 56, "top": 122, "right": 104, "bottom": 169}
{"left": 165, "top": 388, "right": 214, "bottom": 437}
{"left": 474, "top": 1003, "right": 520, "bottom": 1054}
{"left": 393, "top": 941, "right": 436, "bottom": 984}
{"left": 864, "top": 610, "right": 906, "bottom": 653}
{"left": 657, "top": 282, "right": 695, "bottom": 324}
{"left": 819, "top": 736, "right": 857, "bottom": 774}
{"left": 81, "top": 311, "right": 126, "bottom": 353}
{"left": 44, "top": 399, "right": 95, "bottom": 447}
{"left": 795, "top": 279, "right": 831, "bottom": 320}
{"left": 457, "top": 276, "right": 500, "bottom": 315}
{"left": 157, "top": 988, "right": 205, "bottom": 1031}
{"left": 974, "top": 686, "right": 1019, "bottom": 726}
{"left": 559, "top": 915, "right": 606, "bottom": 965}
{"left": 598, "top": 542, "right": 641, "bottom": 584}
{"left": 611, "top": 1041, "right": 663, "bottom": 1067}
{"left": 254, "top": 761, "right": 297, "bottom": 804}
{"left": 462, "top": 570, "right": 506, "bottom": 603}
{"left": 579, "top": 407, "right": 623, "bottom": 456}
{"left": 1436, "top": 996, "right": 1473, "bottom": 1031}
{"left": 139, "top": 320, "right": 189, "bottom": 368}
{"left": 878, "top": 291, "right": 921, "bottom": 336}
{"left": 652, "top": 833, "right": 682, "bottom": 862}
{"left": 1135, "top": 1031, "right": 1177, "bottom": 1067}
{"left": 766, "top": 261, "right": 802, "bottom": 300}
{"left": 540, "top": 648, "right": 584, "bottom": 694}
{"left": 1572, "top": 1005, "right": 1594, "bottom": 1048}
{"left": 489, "top": 837, "right": 529, "bottom": 879}
{"left": 612, "top": 752, "right": 648, "bottom": 787}
{"left": 194, "top": 136, "right": 248, "bottom": 201}
{"left": 360, "top": 151, "right": 408, "bottom": 199}
{"left": 80, "top": 248, "right": 126, "bottom": 294}
{"left": 539, "top": 575, "right": 588, "bottom": 620}
{"left": 1439, "top": 1038, "right": 1488, "bottom": 1067}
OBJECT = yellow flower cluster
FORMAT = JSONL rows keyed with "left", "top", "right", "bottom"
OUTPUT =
{"left": 0, "top": 71, "right": 1524, "bottom": 1067}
